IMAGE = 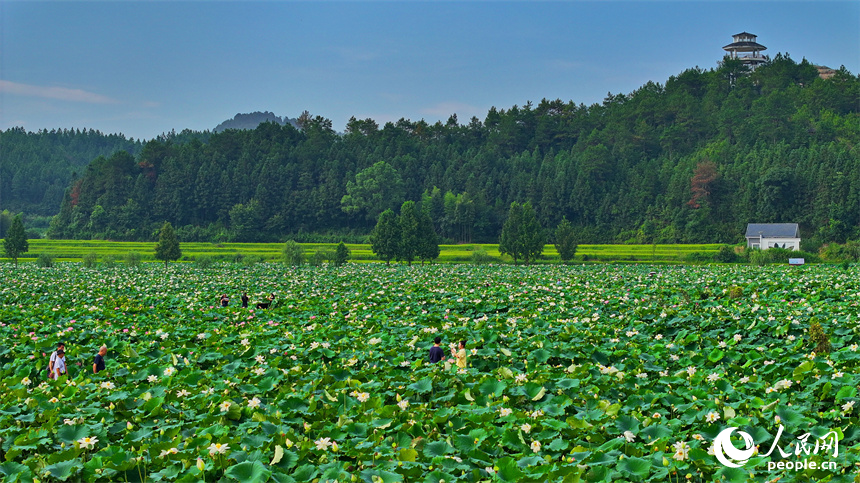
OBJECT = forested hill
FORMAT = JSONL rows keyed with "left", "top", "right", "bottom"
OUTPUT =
{"left": 0, "top": 128, "right": 142, "bottom": 216}
{"left": 213, "top": 111, "right": 300, "bottom": 132}
{"left": 45, "top": 55, "right": 860, "bottom": 246}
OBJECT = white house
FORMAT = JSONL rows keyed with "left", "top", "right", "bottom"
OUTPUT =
{"left": 745, "top": 223, "right": 800, "bottom": 250}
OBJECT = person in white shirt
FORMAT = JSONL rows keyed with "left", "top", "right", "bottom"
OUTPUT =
{"left": 52, "top": 349, "right": 67, "bottom": 379}
{"left": 49, "top": 342, "right": 65, "bottom": 377}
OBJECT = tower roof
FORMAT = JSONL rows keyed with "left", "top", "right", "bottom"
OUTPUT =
{"left": 723, "top": 41, "right": 767, "bottom": 52}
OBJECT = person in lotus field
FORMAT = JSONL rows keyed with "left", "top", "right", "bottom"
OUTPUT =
{"left": 52, "top": 349, "right": 67, "bottom": 379}
{"left": 49, "top": 342, "right": 65, "bottom": 378}
{"left": 257, "top": 293, "right": 275, "bottom": 309}
{"left": 220, "top": 294, "right": 229, "bottom": 307}
{"left": 428, "top": 336, "right": 444, "bottom": 363}
{"left": 451, "top": 340, "right": 468, "bottom": 369}
{"left": 241, "top": 292, "right": 249, "bottom": 308}
{"left": 93, "top": 345, "right": 107, "bottom": 374}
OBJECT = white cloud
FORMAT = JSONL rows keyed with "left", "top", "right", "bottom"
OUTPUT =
{"left": 0, "top": 80, "right": 118, "bottom": 104}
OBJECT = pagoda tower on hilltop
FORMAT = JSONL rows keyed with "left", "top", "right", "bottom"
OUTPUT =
{"left": 723, "top": 32, "right": 768, "bottom": 70}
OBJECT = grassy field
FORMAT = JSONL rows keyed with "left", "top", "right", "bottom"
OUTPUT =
{"left": 7, "top": 240, "right": 723, "bottom": 264}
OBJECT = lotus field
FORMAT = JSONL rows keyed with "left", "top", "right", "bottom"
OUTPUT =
{"left": 1, "top": 263, "right": 859, "bottom": 483}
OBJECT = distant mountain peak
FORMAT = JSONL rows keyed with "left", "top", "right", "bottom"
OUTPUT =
{"left": 213, "top": 111, "right": 299, "bottom": 132}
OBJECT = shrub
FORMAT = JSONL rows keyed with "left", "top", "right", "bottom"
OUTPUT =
{"left": 820, "top": 241, "right": 860, "bottom": 262}
{"left": 82, "top": 252, "right": 98, "bottom": 268}
{"left": 471, "top": 248, "right": 495, "bottom": 264}
{"left": 124, "top": 251, "right": 141, "bottom": 268}
{"left": 195, "top": 255, "right": 215, "bottom": 269}
{"left": 683, "top": 252, "right": 711, "bottom": 263}
{"left": 243, "top": 255, "right": 263, "bottom": 266}
{"left": 808, "top": 320, "right": 831, "bottom": 354}
{"left": 102, "top": 255, "right": 117, "bottom": 268}
{"left": 334, "top": 242, "right": 350, "bottom": 266}
{"left": 749, "top": 249, "right": 769, "bottom": 266}
{"left": 310, "top": 250, "right": 332, "bottom": 266}
{"left": 728, "top": 286, "right": 743, "bottom": 299}
{"left": 36, "top": 253, "right": 55, "bottom": 268}
{"left": 231, "top": 253, "right": 245, "bottom": 264}
{"left": 713, "top": 245, "right": 740, "bottom": 263}
{"left": 283, "top": 240, "right": 304, "bottom": 266}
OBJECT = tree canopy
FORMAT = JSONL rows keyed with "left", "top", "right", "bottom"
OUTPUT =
{"left": 154, "top": 222, "right": 181, "bottom": 266}
{"left": 10, "top": 56, "right": 855, "bottom": 247}
{"left": 3, "top": 215, "right": 28, "bottom": 267}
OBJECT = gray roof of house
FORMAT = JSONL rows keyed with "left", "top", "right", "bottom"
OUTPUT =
{"left": 745, "top": 223, "right": 799, "bottom": 238}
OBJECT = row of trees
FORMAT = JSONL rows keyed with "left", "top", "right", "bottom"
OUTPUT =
{"left": 5, "top": 55, "right": 858, "bottom": 245}
{"left": 370, "top": 201, "right": 440, "bottom": 264}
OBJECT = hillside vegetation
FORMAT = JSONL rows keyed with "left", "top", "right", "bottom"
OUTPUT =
{"left": 10, "top": 55, "right": 860, "bottom": 245}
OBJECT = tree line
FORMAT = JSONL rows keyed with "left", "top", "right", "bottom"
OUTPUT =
{"left": 3, "top": 54, "right": 857, "bottom": 248}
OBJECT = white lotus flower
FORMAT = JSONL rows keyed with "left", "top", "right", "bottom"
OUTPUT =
{"left": 315, "top": 437, "right": 333, "bottom": 451}
{"left": 78, "top": 436, "right": 98, "bottom": 449}
{"left": 208, "top": 442, "right": 229, "bottom": 455}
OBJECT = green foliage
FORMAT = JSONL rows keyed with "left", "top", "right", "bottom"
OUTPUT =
{"left": 102, "top": 254, "right": 117, "bottom": 268}
{"left": 154, "top": 222, "right": 181, "bottom": 267}
{"left": 282, "top": 240, "right": 304, "bottom": 266}
{"left": 3, "top": 215, "right": 28, "bottom": 267}
{"left": 554, "top": 217, "right": 577, "bottom": 262}
{"left": 499, "top": 202, "right": 523, "bottom": 263}
{"left": 124, "top": 251, "right": 141, "bottom": 267}
{"left": 713, "top": 245, "right": 740, "bottom": 263}
{"left": 32, "top": 59, "right": 860, "bottom": 247}
{"left": 36, "top": 253, "right": 55, "bottom": 268}
{"left": 195, "top": 255, "right": 216, "bottom": 269}
{"left": 340, "top": 161, "right": 405, "bottom": 221}
{"left": 82, "top": 252, "right": 98, "bottom": 268}
{"left": 370, "top": 209, "right": 400, "bottom": 264}
{"left": 309, "top": 249, "right": 331, "bottom": 266}
{"left": 808, "top": 320, "right": 832, "bottom": 354}
{"left": 1, "top": 263, "right": 859, "bottom": 482}
{"left": 398, "top": 201, "right": 419, "bottom": 265}
{"left": 748, "top": 249, "right": 770, "bottom": 266}
{"left": 820, "top": 241, "right": 860, "bottom": 262}
{"left": 499, "top": 202, "right": 544, "bottom": 264}
{"left": 470, "top": 247, "right": 494, "bottom": 264}
{"left": 334, "top": 242, "right": 350, "bottom": 266}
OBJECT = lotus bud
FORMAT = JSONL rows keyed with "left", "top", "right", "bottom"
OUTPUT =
{"left": 196, "top": 458, "right": 205, "bottom": 472}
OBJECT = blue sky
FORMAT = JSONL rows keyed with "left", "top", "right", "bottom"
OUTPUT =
{"left": 1, "top": 1, "right": 858, "bottom": 140}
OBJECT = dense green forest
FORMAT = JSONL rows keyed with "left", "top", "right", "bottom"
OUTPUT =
{"left": 10, "top": 55, "right": 860, "bottom": 246}
{"left": 0, "top": 128, "right": 142, "bottom": 217}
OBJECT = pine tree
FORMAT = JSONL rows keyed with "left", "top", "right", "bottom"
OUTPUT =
{"left": 554, "top": 216, "right": 577, "bottom": 263}
{"left": 399, "top": 201, "right": 419, "bottom": 265}
{"left": 3, "top": 215, "right": 28, "bottom": 268}
{"left": 499, "top": 202, "right": 524, "bottom": 264}
{"left": 154, "top": 221, "right": 181, "bottom": 267}
{"left": 334, "top": 242, "right": 350, "bottom": 266}
{"left": 416, "top": 207, "right": 440, "bottom": 264}
{"left": 370, "top": 209, "right": 400, "bottom": 264}
{"left": 520, "top": 201, "right": 545, "bottom": 264}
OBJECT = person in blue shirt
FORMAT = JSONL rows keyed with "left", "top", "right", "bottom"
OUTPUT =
{"left": 428, "top": 336, "right": 444, "bottom": 363}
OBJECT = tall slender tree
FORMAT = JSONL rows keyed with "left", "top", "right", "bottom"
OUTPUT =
{"left": 554, "top": 216, "right": 577, "bottom": 263}
{"left": 399, "top": 201, "right": 419, "bottom": 265}
{"left": 370, "top": 209, "right": 400, "bottom": 264}
{"left": 499, "top": 202, "right": 524, "bottom": 264}
{"left": 154, "top": 221, "right": 181, "bottom": 267}
{"left": 416, "top": 207, "right": 440, "bottom": 264}
{"left": 3, "top": 215, "right": 28, "bottom": 268}
{"left": 520, "top": 201, "right": 545, "bottom": 264}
